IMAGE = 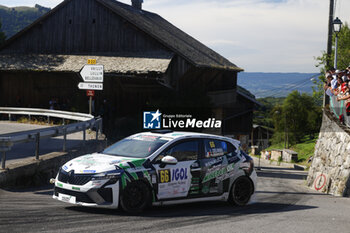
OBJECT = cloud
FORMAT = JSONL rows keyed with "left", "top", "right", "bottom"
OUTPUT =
{"left": 1, "top": 0, "right": 350, "bottom": 72}
{"left": 0, "top": 0, "right": 62, "bottom": 7}
{"left": 137, "top": 0, "right": 334, "bottom": 72}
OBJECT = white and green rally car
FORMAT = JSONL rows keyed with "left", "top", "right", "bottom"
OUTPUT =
{"left": 52, "top": 131, "right": 257, "bottom": 213}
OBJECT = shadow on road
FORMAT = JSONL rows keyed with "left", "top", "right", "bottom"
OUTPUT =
{"left": 258, "top": 166, "right": 303, "bottom": 171}
{"left": 256, "top": 191, "right": 326, "bottom": 196}
{"left": 257, "top": 170, "right": 307, "bottom": 180}
{"left": 65, "top": 201, "right": 317, "bottom": 218}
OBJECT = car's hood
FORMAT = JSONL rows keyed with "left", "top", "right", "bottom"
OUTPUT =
{"left": 61, "top": 153, "right": 146, "bottom": 174}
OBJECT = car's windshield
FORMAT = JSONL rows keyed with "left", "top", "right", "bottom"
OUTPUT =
{"left": 102, "top": 134, "right": 169, "bottom": 158}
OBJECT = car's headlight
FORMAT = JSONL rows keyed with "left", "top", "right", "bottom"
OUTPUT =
{"left": 91, "top": 171, "right": 123, "bottom": 181}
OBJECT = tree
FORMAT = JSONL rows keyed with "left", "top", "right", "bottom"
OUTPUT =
{"left": 272, "top": 91, "right": 322, "bottom": 146}
{"left": 313, "top": 23, "right": 350, "bottom": 102}
{"left": 0, "top": 20, "right": 6, "bottom": 45}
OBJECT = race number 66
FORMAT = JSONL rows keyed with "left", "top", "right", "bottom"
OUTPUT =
{"left": 159, "top": 170, "right": 170, "bottom": 183}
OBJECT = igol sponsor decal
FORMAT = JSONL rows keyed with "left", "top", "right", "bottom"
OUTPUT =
{"left": 172, "top": 168, "right": 188, "bottom": 181}
{"left": 159, "top": 168, "right": 188, "bottom": 183}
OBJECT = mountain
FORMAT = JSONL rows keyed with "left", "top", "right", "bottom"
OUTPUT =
{"left": 0, "top": 4, "right": 50, "bottom": 39}
{"left": 238, "top": 72, "right": 320, "bottom": 98}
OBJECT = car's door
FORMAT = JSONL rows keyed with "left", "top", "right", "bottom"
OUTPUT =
{"left": 153, "top": 139, "right": 201, "bottom": 200}
{"left": 199, "top": 139, "right": 237, "bottom": 196}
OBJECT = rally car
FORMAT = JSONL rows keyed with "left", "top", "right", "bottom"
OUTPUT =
{"left": 52, "top": 131, "right": 257, "bottom": 213}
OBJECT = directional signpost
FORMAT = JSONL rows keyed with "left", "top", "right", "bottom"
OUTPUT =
{"left": 80, "top": 65, "right": 104, "bottom": 83}
{"left": 78, "top": 82, "right": 103, "bottom": 90}
{"left": 78, "top": 60, "right": 104, "bottom": 115}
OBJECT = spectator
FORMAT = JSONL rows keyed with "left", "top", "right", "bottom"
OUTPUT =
{"left": 324, "top": 73, "right": 334, "bottom": 97}
{"left": 333, "top": 75, "right": 344, "bottom": 96}
{"left": 337, "top": 81, "right": 350, "bottom": 116}
{"left": 49, "top": 97, "right": 55, "bottom": 110}
{"left": 331, "top": 70, "right": 340, "bottom": 90}
{"left": 337, "top": 81, "right": 350, "bottom": 102}
{"left": 265, "top": 150, "right": 269, "bottom": 160}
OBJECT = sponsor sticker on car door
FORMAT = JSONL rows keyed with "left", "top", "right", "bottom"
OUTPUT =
{"left": 157, "top": 162, "right": 193, "bottom": 199}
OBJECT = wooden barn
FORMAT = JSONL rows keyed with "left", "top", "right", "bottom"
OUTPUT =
{"left": 0, "top": 0, "right": 259, "bottom": 140}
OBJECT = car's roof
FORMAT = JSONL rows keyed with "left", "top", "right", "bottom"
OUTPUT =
{"left": 137, "top": 131, "right": 240, "bottom": 146}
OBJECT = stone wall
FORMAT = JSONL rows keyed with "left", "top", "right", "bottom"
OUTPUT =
{"left": 307, "top": 111, "right": 350, "bottom": 196}
{"left": 271, "top": 149, "right": 282, "bottom": 161}
{"left": 282, "top": 149, "right": 298, "bottom": 162}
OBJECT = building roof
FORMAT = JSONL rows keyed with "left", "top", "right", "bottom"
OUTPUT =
{"left": 237, "top": 89, "right": 262, "bottom": 107}
{"left": 253, "top": 124, "right": 274, "bottom": 132}
{"left": 0, "top": 0, "right": 243, "bottom": 72}
{"left": 0, "top": 53, "right": 172, "bottom": 74}
{"left": 98, "top": 0, "right": 242, "bottom": 71}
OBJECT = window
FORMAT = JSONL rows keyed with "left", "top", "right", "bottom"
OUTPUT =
{"left": 203, "top": 139, "right": 237, "bottom": 158}
{"left": 162, "top": 140, "right": 199, "bottom": 162}
{"left": 103, "top": 135, "right": 168, "bottom": 158}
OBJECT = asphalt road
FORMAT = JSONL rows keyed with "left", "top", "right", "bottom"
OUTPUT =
{"left": 0, "top": 161, "right": 350, "bottom": 233}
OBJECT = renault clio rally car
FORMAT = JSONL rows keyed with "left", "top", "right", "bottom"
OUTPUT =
{"left": 52, "top": 131, "right": 257, "bottom": 213}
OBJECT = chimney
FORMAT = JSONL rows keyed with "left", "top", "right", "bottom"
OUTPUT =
{"left": 131, "top": 0, "right": 143, "bottom": 10}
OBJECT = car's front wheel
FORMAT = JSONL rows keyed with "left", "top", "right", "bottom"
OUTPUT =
{"left": 229, "top": 176, "right": 253, "bottom": 206}
{"left": 120, "top": 180, "right": 151, "bottom": 214}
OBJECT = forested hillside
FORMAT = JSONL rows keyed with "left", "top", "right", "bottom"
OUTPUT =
{"left": 0, "top": 4, "right": 50, "bottom": 39}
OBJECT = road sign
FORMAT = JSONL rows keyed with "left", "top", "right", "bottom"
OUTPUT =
{"left": 313, "top": 173, "right": 328, "bottom": 191}
{"left": 86, "top": 90, "right": 95, "bottom": 97}
{"left": 87, "top": 59, "right": 96, "bottom": 65}
{"left": 80, "top": 65, "right": 104, "bottom": 83}
{"left": 78, "top": 82, "right": 103, "bottom": 90}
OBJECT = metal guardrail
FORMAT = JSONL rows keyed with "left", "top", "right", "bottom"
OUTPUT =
{"left": 0, "top": 108, "right": 103, "bottom": 169}
{"left": 0, "top": 107, "right": 94, "bottom": 122}
{"left": 329, "top": 95, "right": 350, "bottom": 127}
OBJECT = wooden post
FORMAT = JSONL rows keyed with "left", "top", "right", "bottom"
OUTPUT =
{"left": 1, "top": 151, "right": 6, "bottom": 169}
{"left": 35, "top": 133, "right": 40, "bottom": 160}
{"left": 267, "top": 128, "right": 269, "bottom": 148}
{"left": 89, "top": 96, "right": 92, "bottom": 115}
{"left": 63, "top": 127, "right": 67, "bottom": 152}
{"left": 83, "top": 124, "right": 86, "bottom": 146}
{"left": 95, "top": 122, "right": 99, "bottom": 141}
{"left": 325, "top": 0, "right": 334, "bottom": 107}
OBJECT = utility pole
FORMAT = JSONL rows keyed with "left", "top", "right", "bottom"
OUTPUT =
{"left": 327, "top": 0, "right": 334, "bottom": 68}
{"left": 284, "top": 113, "right": 287, "bottom": 149}
{"left": 324, "top": 0, "right": 334, "bottom": 107}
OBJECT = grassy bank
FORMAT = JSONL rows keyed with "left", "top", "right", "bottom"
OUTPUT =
{"left": 267, "top": 137, "right": 317, "bottom": 167}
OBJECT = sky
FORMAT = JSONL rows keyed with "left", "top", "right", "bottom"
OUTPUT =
{"left": 0, "top": 0, "right": 349, "bottom": 73}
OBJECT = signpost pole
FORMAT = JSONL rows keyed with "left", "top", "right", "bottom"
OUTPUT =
{"left": 89, "top": 96, "right": 92, "bottom": 115}
{"left": 79, "top": 60, "right": 102, "bottom": 115}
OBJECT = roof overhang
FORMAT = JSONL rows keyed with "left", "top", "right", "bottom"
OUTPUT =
{"left": 237, "top": 90, "right": 262, "bottom": 107}
{"left": 0, "top": 54, "right": 173, "bottom": 75}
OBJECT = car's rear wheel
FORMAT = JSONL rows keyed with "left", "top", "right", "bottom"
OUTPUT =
{"left": 120, "top": 180, "right": 151, "bottom": 214}
{"left": 229, "top": 176, "right": 253, "bottom": 206}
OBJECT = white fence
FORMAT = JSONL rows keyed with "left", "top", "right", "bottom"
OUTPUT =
{"left": 0, "top": 108, "right": 102, "bottom": 169}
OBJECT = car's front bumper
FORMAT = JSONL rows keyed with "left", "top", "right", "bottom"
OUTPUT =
{"left": 52, "top": 178, "right": 120, "bottom": 209}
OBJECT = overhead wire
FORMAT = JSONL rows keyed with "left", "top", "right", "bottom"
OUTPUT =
{"left": 252, "top": 76, "right": 312, "bottom": 96}
{"left": 251, "top": 73, "right": 321, "bottom": 97}
{"left": 267, "top": 78, "right": 315, "bottom": 98}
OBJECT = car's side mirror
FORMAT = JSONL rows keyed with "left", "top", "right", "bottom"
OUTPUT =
{"left": 160, "top": 155, "right": 178, "bottom": 168}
